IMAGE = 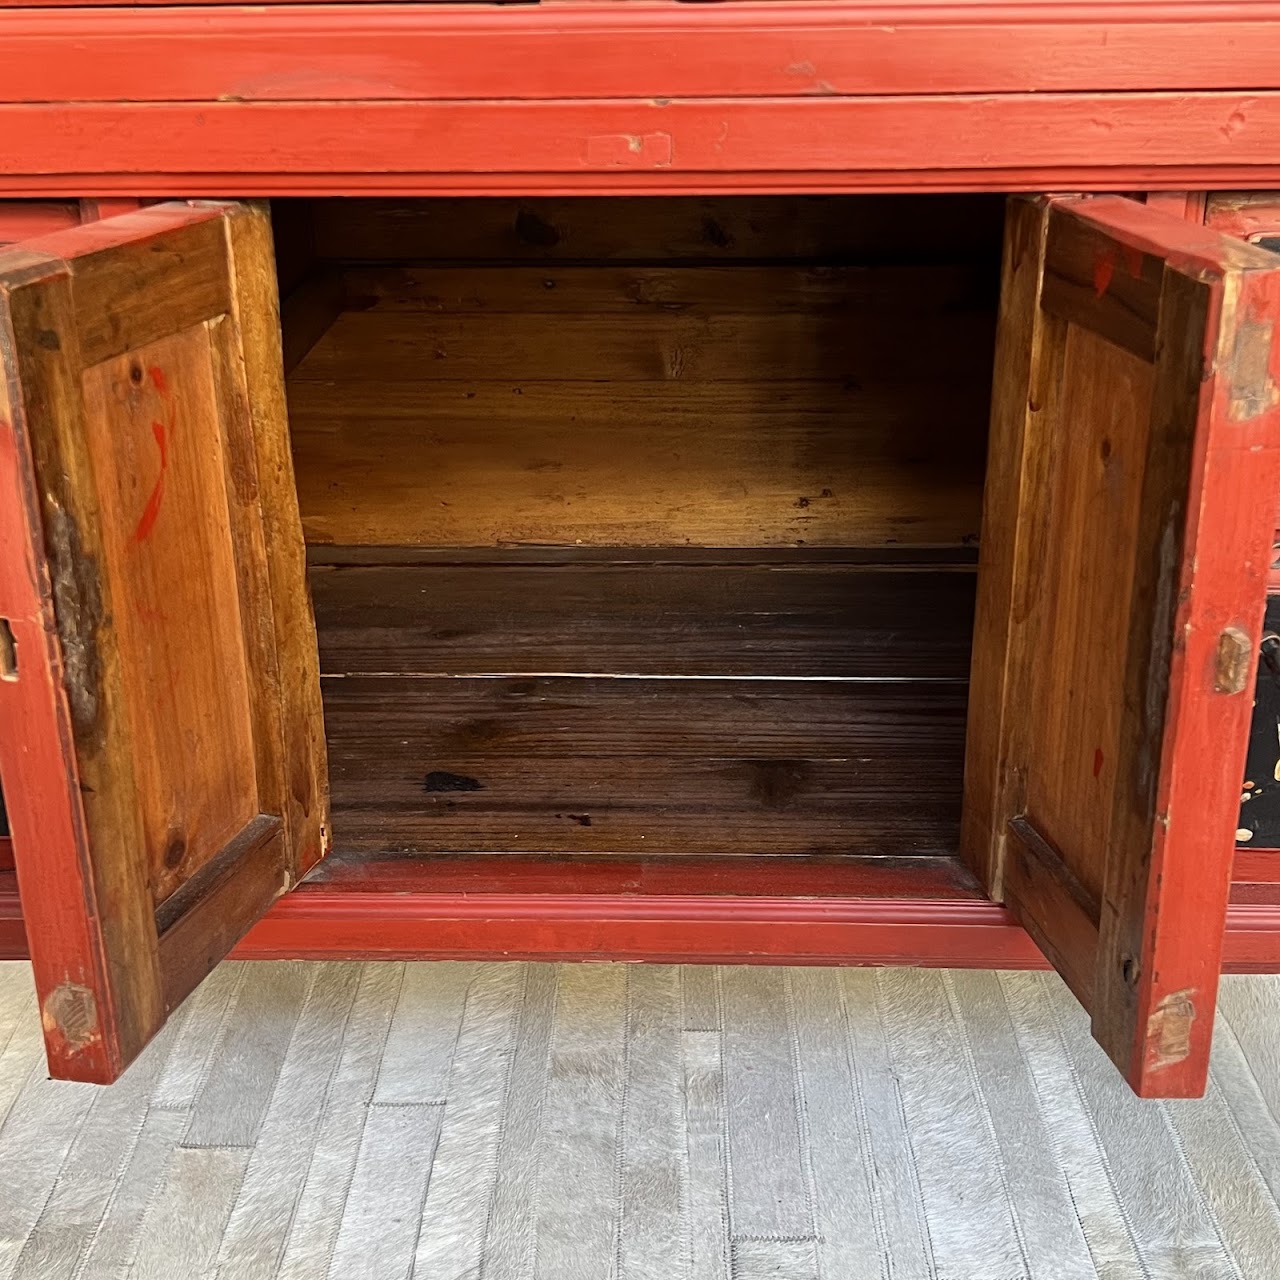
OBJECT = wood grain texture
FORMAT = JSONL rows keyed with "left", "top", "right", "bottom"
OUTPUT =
{"left": 0, "top": 202, "right": 326, "bottom": 1083}
{"left": 310, "top": 562, "right": 976, "bottom": 680}
{"left": 303, "top": 852, "right": 986, "bottom": 901}
{"left": 289, "top": 379, "right": 988, "bottom": 549}
{"left": 290, "top": 213, "right": 996, "bottom": 551}
{"left": 307, "top": 545, "right": 981, "bottom": 567}
{"left": 81, "top": 329, "right": 259, "bottom": 907}
{"left": 963, "top": 194, "right": 1280, "bottom": 1097}
{"left": 0, "top": 241, "right": 165, "bottom": 1081}
{"left": 297, "top": 306, "right": 994, "bottom": 386}
{"left": 224, "top": 203, "right": 330, "bottom": 880}
{"left": 322, "top": 676, "right": 966, "bottom": 859}
{"left": 1023, "top": 326, "right": 1155, "bottom": 907}
{"left": 1039, "top": 209, "right": 1165, "bottom": 360}
{"left": 13, "top": 96, "right": 1280, "bottom": 199}
{"left": 280, "top": 266, "right": 343, "bottom": 376}
{"left": 960, "top": 196, "right": 1050, "bottom": 901}
{"left": 7, "top": 5, "right": 1280, "bottom": 100}
{"left": 6, "top": 960, "right": 1280, "bottom": 1280}
{"left": 339, "top": 260, "right": 996, "bottom": 313}
{"left": 314, "top": 556, "right": 970, "bottom": 861}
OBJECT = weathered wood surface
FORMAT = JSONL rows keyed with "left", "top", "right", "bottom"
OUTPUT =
{"left": 310, "top": 562, "right": 976, "bottom": 680}
{"left": 962, "top": 194, "right": 1280, "bottom": 1097}
{"left": 314, "top": 555, "right": 969, "bottom": 859}
{"left": 0, "top": 203, "right": 327, "bottom": 1082}
{"left": 323, "top": 676, "right": 966, "bottom": 859}
{"left": 287, "top": 260, "right": 994, "bottom": 550}
{"left": 289, "top": 378, "right": 989, "bottom": 548}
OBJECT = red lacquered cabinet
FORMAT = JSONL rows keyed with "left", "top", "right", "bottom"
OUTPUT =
{"left": 4, "top": 2, "right": 1280, "bottom": 1098}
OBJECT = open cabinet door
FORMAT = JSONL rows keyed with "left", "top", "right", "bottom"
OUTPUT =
{"left": 964, "top": 195, "right": 1280, "bottom": 1097}
{"left": 0, "top": 203, "right": 328, "bottom": 1083}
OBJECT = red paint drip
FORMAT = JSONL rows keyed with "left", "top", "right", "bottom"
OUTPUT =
{"left": 1093, "top": 250, "right": 1115, "bottom": 298}
{"left": 130, "top": 420, "right": 168, "bottom": 545}
{"left": 1093, "top": 747, "right": 1104, "bottom": 779}
{"left": 148, "top": 365, "right": 169, "bottom": 396}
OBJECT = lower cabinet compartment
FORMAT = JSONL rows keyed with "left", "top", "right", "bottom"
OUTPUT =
{"left": 8, "top": 190, "right": 1280, "bottom": 1091}
{"left": 278, "top": 194, "right": 1000, "bottom": 872}
{"left": 312, "top": 559, "right": 974, "bottom": 861}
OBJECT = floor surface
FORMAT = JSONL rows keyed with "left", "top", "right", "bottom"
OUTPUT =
{"left": 0, "top": 960, "right": 1278, "bottom": 1279}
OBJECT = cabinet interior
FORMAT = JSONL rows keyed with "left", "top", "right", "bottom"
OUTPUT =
{"left": 274, "top": 195, "right": 1004, "bottom": 877}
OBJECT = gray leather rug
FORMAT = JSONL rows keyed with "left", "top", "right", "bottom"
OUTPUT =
{"left": 0, "top": 960, "right": 1276, "bottom": 1279}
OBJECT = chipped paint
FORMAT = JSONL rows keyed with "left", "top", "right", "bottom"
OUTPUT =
{"left": 1227, "top": 316, "right": 1280, "bottom": 421}
{"left": 584, "top": 132, "right": 673, "bottom": 168}
{"left": 41, "top": 981, "right": 100, "bottom": 1052}
{"left": 44, "top": 500, "right": 105, "bottom": 746}
{"left": 1144, "top": 989, "right": 1196, "bottom": 1069}
{"left": 1214, "top": 626, "right": 1253, "bottom": 694}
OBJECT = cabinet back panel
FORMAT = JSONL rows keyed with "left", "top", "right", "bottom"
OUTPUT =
{"left": 323, "top": 676, "right": 965, "bottom": 858}
{"left": 286, "top": 195, "right": 993, "bottom": 859}
{"left": 287, "top": 200, "right": 999, "bottom": 549}
{"left": 315, "top": 559, "right": 970, "bottom": 858}
{"left": 310, "top": 562, "right": 976, "bottom": 680}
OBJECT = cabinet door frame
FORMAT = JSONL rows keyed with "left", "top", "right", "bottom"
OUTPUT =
{"left": 963, "top": 193, "right": 1280, "bottom": 1096}
{"left": 0, "top": 202, "right": 327, "bottom": 1082}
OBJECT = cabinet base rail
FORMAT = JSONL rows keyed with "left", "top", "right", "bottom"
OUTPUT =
{"left": 3, "top": 845, "right": 1279, "bottom": 971}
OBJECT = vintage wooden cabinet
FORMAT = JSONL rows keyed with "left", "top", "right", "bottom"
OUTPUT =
{"left": 4, "top": 2, "right": 1280, "bottom": 1100}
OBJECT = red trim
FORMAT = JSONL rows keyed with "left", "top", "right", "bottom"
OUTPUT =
{"left": 1233, "top": 849, "right": 1280, "bottom": 883}
{"left": 230, "top": 888, "right": 1050, "bottom": 968}
{"left": 5, "top": 859, "right": 1280, "bottom": 970}
{"left": 77, "top": 198, "right": 145, "bottom": 223}
{"left": 6, "top": 96, "right": 1280, "bottom": 197}
{"left": 0, "top": 871, "right": 22, "bottom": 959}
{"left": 1205, "top": 194, "right": 1280, "bottom": 241}
{"left": 1144, "top": 191, "right": 1209, "bottom": 224}
{"left": 0, "top": 332, "right": 125, "bottom": 1080}
{"left": 4, "top": 5, "right": 1280, "bottom": 99}
{"left": 0, "top": 201, "right": 80, "bottom": 242}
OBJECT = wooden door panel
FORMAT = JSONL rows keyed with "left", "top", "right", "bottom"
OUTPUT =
{"left": 963, "top": 194, "right": 1280, "bottom": 1097}
{"left": 0, "top": 203, "right": 327, "bottom": 1082}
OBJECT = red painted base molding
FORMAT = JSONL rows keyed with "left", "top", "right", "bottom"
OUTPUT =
{"left": 3, "top": 845, "right": 1280, "bottom": 972}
